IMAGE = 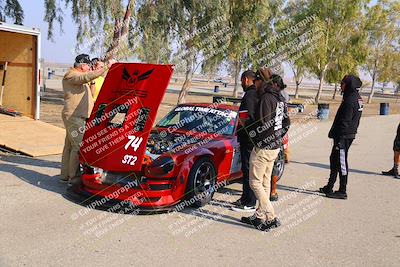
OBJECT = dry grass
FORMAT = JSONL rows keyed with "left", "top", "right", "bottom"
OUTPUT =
{"left": 40, "top": 80, "right": 399, "bottom": 129}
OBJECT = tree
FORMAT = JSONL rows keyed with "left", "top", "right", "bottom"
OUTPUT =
{"left": 201, "top": 56, "right": 222, "bottom": 84}
{"left": 376, "top": 49, "right": 400, "bottom": 93}
{"left": 325, "top": 58, "right": 342, "bottom": 100}
{"left": 151, "top": 0, "right": 227, "bottom": 104}
{"left": 136, "top": 2, "right": 171, "bottom": 64}
{"left": 275, "top": 0, "right": 310, "bottom": 99}
{"left": 390, "top": 52, "right": 400, "bottom": 95}
{"left": 325, "top": 28, "right": 367, "bottom": 99}
{"left": 224, "top": 0, "right": 280, "bottom": 97}
{"left": 289, "top": 63, "right": 305, "bottom": 99}
{"left": 295, "top": 0, "right": 368, "bottom": 104}
{"left": 0, "top": 0, "right": 24, "bottom": 25}
{"left": 364, "top": 0, "right": 400, "bottom": 103}
{"left": 44, "top": 0, "right": 136, "bottom": 60}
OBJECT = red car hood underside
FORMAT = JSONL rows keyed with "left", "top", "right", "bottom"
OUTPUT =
{"left": 79, "top": 63, "right": 174, "bottom": 172}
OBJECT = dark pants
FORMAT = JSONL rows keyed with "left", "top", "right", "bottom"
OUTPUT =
{"left": 327, "top": 138, "right": 354, "bottom": 193}
{"left": 239, "top": 141, "right": 256, "bottom": 206}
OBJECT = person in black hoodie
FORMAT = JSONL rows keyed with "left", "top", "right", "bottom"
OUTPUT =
{"left": 241, "top": 68, "right": 290, "bottom": 231}
{"left": 381, "top": 123, "right": 400, "bottom": 179}
{"left": 232, "top": 70, "right": 258, "bottom": 212}
{"left": 320, "top": 75, "right": 363, "bottom": 199}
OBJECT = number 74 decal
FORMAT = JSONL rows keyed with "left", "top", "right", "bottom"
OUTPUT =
{"left": 122, "top": 135, "right": 143, "bottom": 166}
{"left": 124, "top": 135, "right": 143, "bottom": 151}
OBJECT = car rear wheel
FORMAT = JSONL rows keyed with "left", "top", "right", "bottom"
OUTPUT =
{"left": 272, "top": 147, "right": 285, "bottom": 181}
{"left": 186, "top": 158, "right": 217, "bottom": 208}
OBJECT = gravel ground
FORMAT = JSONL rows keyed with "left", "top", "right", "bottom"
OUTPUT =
{"left": 1, "top": 113, "right": 399, "bottom": 266}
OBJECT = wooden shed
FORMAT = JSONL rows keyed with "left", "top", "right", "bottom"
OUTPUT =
{"left": 0, "top": 22, "right": 41, "bottom": 119}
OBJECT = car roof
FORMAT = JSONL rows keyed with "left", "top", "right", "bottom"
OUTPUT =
{"left": 178, "top": 102, "right": 239, "bottom": 111}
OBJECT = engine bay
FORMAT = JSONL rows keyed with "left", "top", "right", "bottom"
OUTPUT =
{"left": 146, "top": 131, "right": 199, "bottom": 159}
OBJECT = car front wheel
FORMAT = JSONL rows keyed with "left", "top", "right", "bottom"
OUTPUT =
{"left": 272, "top": 147, "right": 285, "bottom": 181}
{"left": 186, "top": 158, "right": 217, "bottom": 208}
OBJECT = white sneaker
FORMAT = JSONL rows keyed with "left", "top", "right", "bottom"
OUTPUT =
{"left": 231, "top": 205, "right": 256, "bottom": 212}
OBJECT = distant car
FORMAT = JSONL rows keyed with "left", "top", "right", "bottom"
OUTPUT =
{"left": 67, "top": 64, "right": 286, "bottom": 212}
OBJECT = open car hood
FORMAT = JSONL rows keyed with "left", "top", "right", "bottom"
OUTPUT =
{"left": 80, "top": 63, "right": 174, "bottom": 172}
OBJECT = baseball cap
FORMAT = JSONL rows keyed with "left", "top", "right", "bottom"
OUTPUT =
{"left": 75, "top": 54, "right": 91, "bottom": 65}
{"left": 255, "top": 67, "right": 273, "bottom": 81}
{"left": 241, "top": 70, "right": 256, "bottom": 80}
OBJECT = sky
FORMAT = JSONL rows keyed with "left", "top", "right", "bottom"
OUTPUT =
{"left": 10, "top": 0, "right": 381, "bottom": 83}
{"left": 19, "top": 0, "right": 78, "bottom": 63}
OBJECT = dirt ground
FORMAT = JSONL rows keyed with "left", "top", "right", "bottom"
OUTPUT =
{"left": 40, "top": 79, "right": 400, "bottom": 129}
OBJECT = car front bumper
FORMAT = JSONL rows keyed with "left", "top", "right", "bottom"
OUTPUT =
{"left": 65, "top": 180, "right": 182, "bottom": 214}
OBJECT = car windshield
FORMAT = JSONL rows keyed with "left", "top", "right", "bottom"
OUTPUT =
{"left": 157, "top": 105, "right": 237, "bottom": 135}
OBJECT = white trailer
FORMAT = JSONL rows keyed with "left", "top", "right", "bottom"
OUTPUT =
{"left": 0, "top": 22, "right": 41, "bottom": 119}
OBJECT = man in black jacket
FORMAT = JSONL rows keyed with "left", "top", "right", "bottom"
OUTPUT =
{"left": 232, "top": 70, "right": 258, "bottom": 212}
{"left": 382, "top": 122, "right": 400, "bottom": 179}
{"left": 241, "top": 69, "right": 290, "bottom": 231}
{"left": 320, "top": 75, "right": 363, "bottom": 199}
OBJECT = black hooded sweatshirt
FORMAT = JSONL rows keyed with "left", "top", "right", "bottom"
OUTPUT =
{"left": 329, "top": 75, "right": 363, "bottom": 140}
{"left": 238, "top": 84, "right": 258, "bottom": 143}
{"left": 251, "top": 83, "right": 290, "bottom": 150}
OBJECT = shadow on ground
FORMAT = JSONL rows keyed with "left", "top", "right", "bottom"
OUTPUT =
{"left": 1, "top": 154, "right": 61, "bottom": 169}
{"left": 0, "top": 159, "right": 65, "bottom": 194}
{"left": 180, "top": 203, "right": 254, "bottom": 230}
{"left": 0, "top": 154, "right": 324, "bottom": 227}
{"left": 277, "top": 184, "right": 320, "bottom": 195}
{"left": 291, "top": 160, "right": 380, "bottom": 176}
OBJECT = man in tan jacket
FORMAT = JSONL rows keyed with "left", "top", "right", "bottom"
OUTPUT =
{"left": 60, "top": 54, "right": 110, "bottom": 184}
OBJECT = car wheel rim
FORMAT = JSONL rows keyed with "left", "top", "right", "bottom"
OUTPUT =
{"left": 194, "top": 162, "right": 215, "bottom": 198}
{"left": 275, "top": 150, "right": 284, "bottom": 180}
{"left": 275, "top": 160, "right": 284, "bottom": 179}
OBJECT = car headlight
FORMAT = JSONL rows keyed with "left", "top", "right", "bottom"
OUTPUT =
{"left": 147, "top": 156, "right": 174, "bottom": 176}
{"left": 93, "top": 167, "right": 103, "bottom": 175}
{"left": 83, "top": 164, "right": 103, "bottom": 175}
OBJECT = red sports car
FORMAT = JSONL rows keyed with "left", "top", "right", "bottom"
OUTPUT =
{"left": 67, "top": 63, "right": 285, "bottom": 212}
